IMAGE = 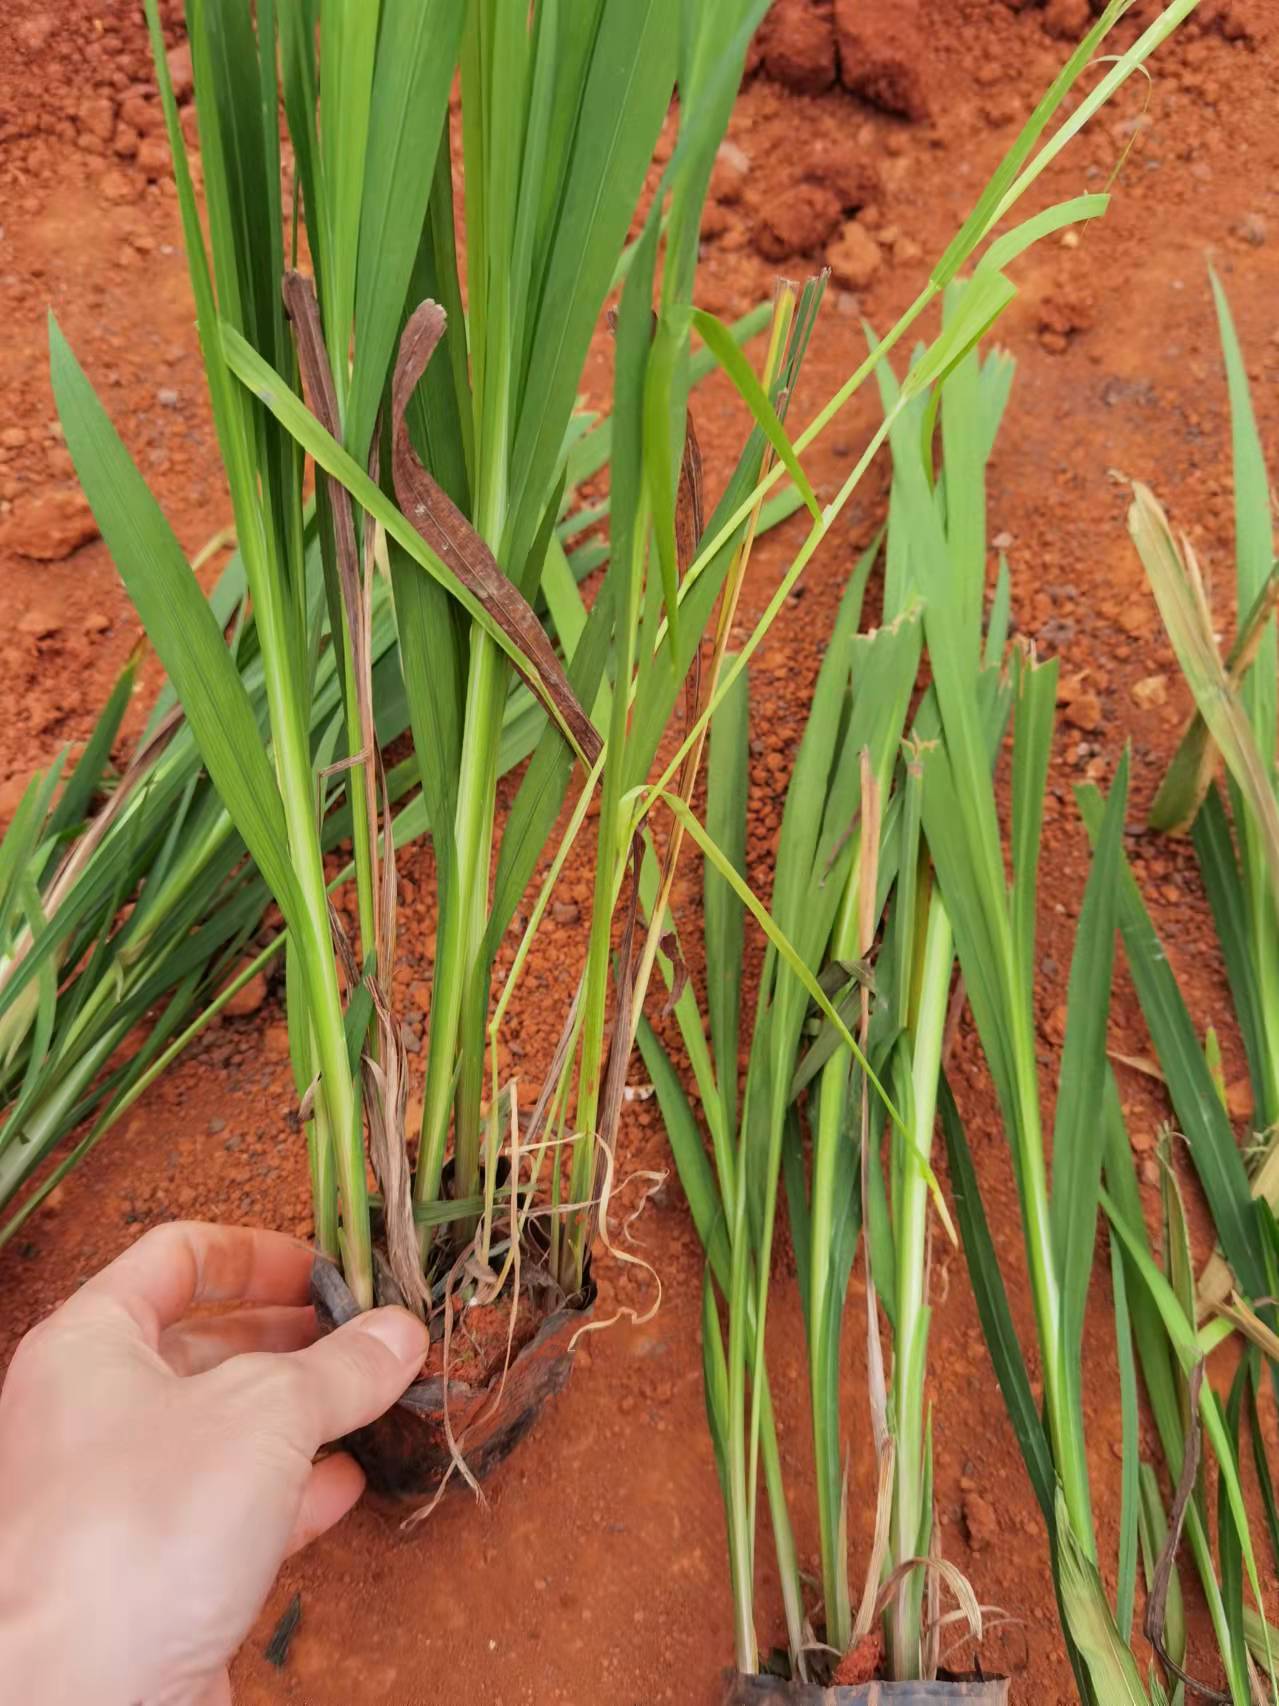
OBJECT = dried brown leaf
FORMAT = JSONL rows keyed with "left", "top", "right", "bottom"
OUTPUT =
{"left": 283, "top": 270, "right": 381, "bottom": 939}
{"left": 391, "top": 301, "right": 601, "bottom": 768}
{"left": 1144, "top": 1360, "right": 1230, "bottom": 1703}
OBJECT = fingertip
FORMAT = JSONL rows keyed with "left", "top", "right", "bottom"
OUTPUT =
{"left": 352, "top": 1305, "right": 430, "bottom": 1368}
{"left": 287, "top": 1452, "right": 367, "bottom": 1555}
{"left": 285, "top": 1306, "right": 430, "bottom": 1444}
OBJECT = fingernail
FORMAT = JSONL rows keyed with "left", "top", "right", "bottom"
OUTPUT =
{"left": 357, "top": 1306, "right": 429, "bottom": 1364}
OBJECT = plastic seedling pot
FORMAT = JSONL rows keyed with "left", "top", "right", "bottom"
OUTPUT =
{"left": 721, "top": 1674, "right": 1010, "bottom": 1704}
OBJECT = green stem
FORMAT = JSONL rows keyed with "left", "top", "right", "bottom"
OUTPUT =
{"left": 726, "top": 1114, "right": 759, "bottom": 1676}
{"left": 888, "top": 895, "right": 952, "bottom": 1680}
{"left": 1012, "top": 1033, "right": 1088, "bottom": 1548}
{"left": 412, "top": 443, "right": 507, "bottom": 1240}
{"left": 414, "top": 855, "right": 467, "bottom": 1228}
{"left": 1251, "top": 901, "right": 1279, "bottom": 1128}
{"left": 569, "top": 506, "right": 646, "bottom": 1288}
{"left": 281, "top": 754, "right": 370, "bottom": 1303}
{"left": 808, "top": 1055, "right": 853, "bottom": 1658}
{"left": 758, "top": 1367, "right": 805, "bottom": 1677}
{"left": 449, "top": 632, "right": 504, "bottom": 1207}
{"left": 808, "top": 836, "right": 869, "bottom": 1661}
{"left": 259, "top": 551, "right": 371, "bottom": 1305}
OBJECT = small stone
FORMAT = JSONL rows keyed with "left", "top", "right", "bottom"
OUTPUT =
{"left": 166, "top": 40, "right": 195, "bottom": 102}
{"left": 1043, "top": 0, "right": 1090, "bottom": 38}
{"left": 1226, "top": 1078, "right": 1253, "bottom": 1124}
{"left": 962, "top": 1491, "right": 998, "bottom": 1551}
{"left": 98, "top": 168, "right": 141, "bottom": 205}
{"left": 1117, "top": 598, "right": 1151, "bottom": 637}
{"left": 1238, "top": 212, "right": 1267, "bottom": 247}
{"left": 2, "top": 491, "right": 99, "bottom": 561}
{"left": 83, "top": 612, "right": 112, "bottom": 635}
{"left": 156, "top": 386, "right": 180, "bottom": 409}
{"left": 137, "top": 136, "right": 172, "bottom": 181}
{"left": 709, "top": 142, "right": 750, "bottom": 206}
{"left": 552, "top": 899, "right": 581, "bottom": 926}
{"left": 78, "top": 96, "right": 116, "bottom": 145}
{"left": 755, "top": 182, "right": 842, "bottom": 262}
{"left": 1040, "top": 1004, "right": 1069, "bottom": 1047}
{"left": 207, "top": 1117, "right": 227, "bottom": 1136}
{"left": 225, "top": 971, "right": 269, "bottom": 1018}
{"left": 119, "top": 93, "right": 162, "bottom": 136}
{"left": 1, "top": 428, "right": 29, "bottom": 450}
{"left": 1131, "top": 674, "right": 1167, "bottom": 709}
{"left": 16, "top": 11, "right": 53, "bottom": 52}
{"left": 1064, "top": 692, "right": 1101, "bottom": 732}
{"left": 991, "top": 530, "right": 1013, "bottom": 550}
{"left": 757, "top": 0, "right": 837, "bottom": 93}
{"left": 834, "top": 0, "right": 930, "bottom": 120}
{"left": 827, "top": 220, "right": 882, "bottom": 291}
{"left": 982, "top": 93, "right": 1021, "bottom": 130}
{"left": 17, "top": 604, "right": 62, "bottom": 639}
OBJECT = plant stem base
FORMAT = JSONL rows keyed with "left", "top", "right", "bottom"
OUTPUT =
{"left": 311, "top": 1255, "right": 596, "bottom": 1499}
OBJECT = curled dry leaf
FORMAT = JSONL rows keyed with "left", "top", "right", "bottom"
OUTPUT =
{"left": 658, "top": 929, "right": 690, "bottom": 1014}
{"left": 363, "top": 987, "right": 430, "bottom": 1314}
{"left": 1144, "top": 1361, "right": 1231, "bottom": 1704}
{"left": 284, "top": 270, "right": 382, "bottom": 935}
{"left": 391, "top": 301, "right": 602, "bottom": 769}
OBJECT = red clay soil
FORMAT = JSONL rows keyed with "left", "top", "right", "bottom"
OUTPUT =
{"left": 1, "top": 2, "right": 1277, "bottom": 1702}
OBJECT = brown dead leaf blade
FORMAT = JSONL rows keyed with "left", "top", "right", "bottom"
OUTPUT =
{"left": 391, "top": 301, "right": 601, "bottom": 769}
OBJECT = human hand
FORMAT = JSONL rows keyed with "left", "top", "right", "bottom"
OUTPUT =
{"left": 0, "top": 1221, "right": 429, "bottom": 1706}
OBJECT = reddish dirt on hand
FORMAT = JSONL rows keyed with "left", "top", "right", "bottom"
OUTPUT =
{"left": 1, "top": 3, "right": 1278, "bottom": 1703}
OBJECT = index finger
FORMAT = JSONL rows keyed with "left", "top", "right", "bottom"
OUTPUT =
{"left": 69, "top": 1222, "right": 316, "bottom": 1344}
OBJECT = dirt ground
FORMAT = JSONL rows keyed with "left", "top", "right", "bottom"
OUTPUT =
{"left": 1, "top": 2, "right": 1277, "bottom": 1702}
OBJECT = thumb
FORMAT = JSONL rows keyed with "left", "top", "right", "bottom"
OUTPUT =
{"left": 282, "top": 1307, "right": 429, "bottom": 1449}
